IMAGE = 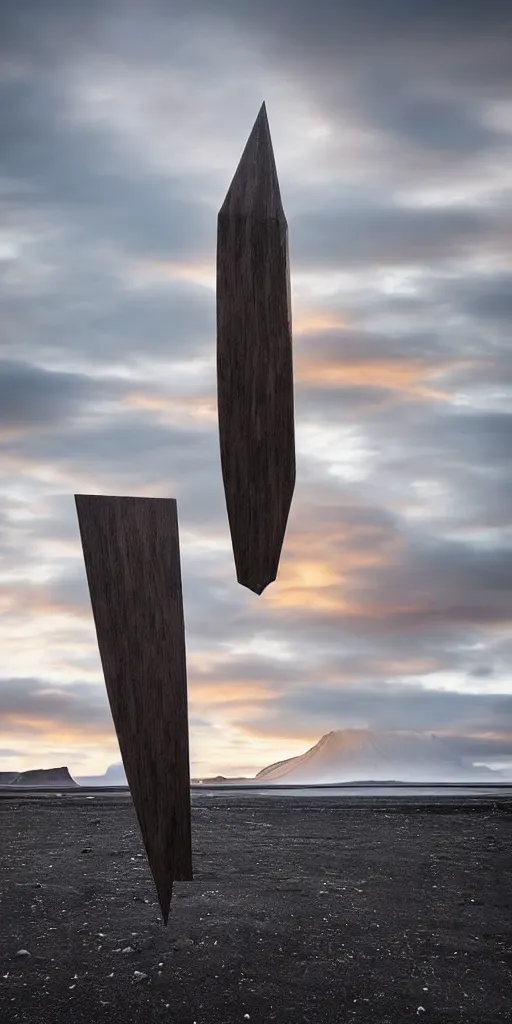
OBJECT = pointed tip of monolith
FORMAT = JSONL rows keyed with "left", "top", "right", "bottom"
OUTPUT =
{"left": 255, "top": 101, "right": 271, "bottom": 137}
{"left": 157, "top": 881, "right": 173, "bottom": 926}
{"left": 240, "top": 575, "right": 276, "bottom": 596}
{"left": 219, "top": 100, "right": 283, "bottom": 219}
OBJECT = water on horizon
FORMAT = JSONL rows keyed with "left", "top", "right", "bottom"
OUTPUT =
{"left": 193, "top": 783, "right": 512, "bottom": 798}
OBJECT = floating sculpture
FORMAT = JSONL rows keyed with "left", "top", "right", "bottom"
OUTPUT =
{"left": 73, "top": 103, "right": 292, "bottom": 924}
{"left": 217, "top": 102, "right": 296, "bottom": 594}
{"left": 75, "top": 495, "right": 193, "bottom": 925}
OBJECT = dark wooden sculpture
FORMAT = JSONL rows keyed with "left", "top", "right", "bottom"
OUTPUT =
{"left": 75, "top": 495, "right": 193, "bottom": 925}
{"left": 217, "top": 102, "right": 296, "bottom": 595}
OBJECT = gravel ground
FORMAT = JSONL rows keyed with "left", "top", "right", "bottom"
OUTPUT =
{"left": 0, "top": 791, "right": 511, "bottom": 1023}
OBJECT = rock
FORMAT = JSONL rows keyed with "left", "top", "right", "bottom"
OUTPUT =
{"left": 9, "top": 767, "right": 78, "bottom": 788}
{"left": 81, "top": 848, "right": 92, "bottom": 854}
{"left": 133, "top": 971, "right": 147, "bottom": 983}
{"left": 15, "top": 950, "right": 31, "bottom": 958}
{"left": 121, "top": 946, "right": 135, "bottom": 954}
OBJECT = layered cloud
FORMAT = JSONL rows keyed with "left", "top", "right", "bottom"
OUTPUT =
{"left": 1, "top": 0, "right": 511, "bottom": 776}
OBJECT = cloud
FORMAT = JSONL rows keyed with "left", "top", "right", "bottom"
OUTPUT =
{"left": 0, "top": 360, "right": 123, "bottom": 430}
{"left": 361, "top": 92, "right": 503, "bottom": 155}
{"left": 448, "top": 272, "right": 512, "bottom": 326}
{"left": 291, "top": 203, "right": 504, "bottom": 270}
{"left": 233, "top": 683, "right": 512, "bottom": 745}
{"left": 1, "top": 74, "right": 214, "bottom": 259}
{"left": 0, "top": 676, "right": 110, "bottom": 729}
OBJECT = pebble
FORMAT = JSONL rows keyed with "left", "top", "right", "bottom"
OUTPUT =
{"left": 133, "top": 971, "right": 147, "bottom": 983}
{"left": 15, "top": 950, "right": 30, "bottom": 958}
{"left": 121, "top": 947, "right": 135, "bottom": 954}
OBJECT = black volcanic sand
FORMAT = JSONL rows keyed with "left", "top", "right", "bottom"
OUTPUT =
{"left": 0, "top": 792, "right": 511, "bottom": 1023}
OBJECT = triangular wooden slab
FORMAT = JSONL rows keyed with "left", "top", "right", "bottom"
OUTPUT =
{"left": 75, "top": 495, "right": 193, "bottom": 925}
{"left": 217, "top": 102, "right": 296, "bottom": 595}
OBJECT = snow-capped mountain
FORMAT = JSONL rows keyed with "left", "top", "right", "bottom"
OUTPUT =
{"left": 255, "top": 729, "right": 503, "bottom": 783}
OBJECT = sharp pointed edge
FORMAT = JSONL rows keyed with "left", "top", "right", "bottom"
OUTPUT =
{"left": 238, "top": 574, "right": 277, "bottom": 596}
{"left": 157, "top": 880, "right": 173, "bottom": 926}
{"left": 219, "top": 101, "right": 284, "bottom": 220}
{"left": 256, "top": 100, "right": 268, "bottom": 130}
{"left": 149, "top": 856, "right": 175, "bottom": 925}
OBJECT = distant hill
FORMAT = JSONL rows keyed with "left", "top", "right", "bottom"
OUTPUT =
{"left": 75, "top": 762, "right": 128, "bottom": 787}
{"left": 0, "top": 772, "right": 18, "bottom": 785}
{"left": 256, "top": 730, "right": 503, "bottom": 784}
{"left": 75, "top": 765, "right": 250, "bottom": 786}
{"left": 191, "top": 776, "right": 250, "bottom": 784}
{"left": 0, "top": 767, "right": 78, "bottom": 787}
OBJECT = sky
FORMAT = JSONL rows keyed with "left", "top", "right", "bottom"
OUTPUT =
{"left": 1, "top": 0, "right": 512, "bottom": 779}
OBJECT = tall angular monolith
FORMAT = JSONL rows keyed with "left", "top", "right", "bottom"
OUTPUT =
{"left": 75, "top": 495, "right": 193, "bottom": 925}
{"left": 217, "top": 102, "right": 295, "bottom": 595}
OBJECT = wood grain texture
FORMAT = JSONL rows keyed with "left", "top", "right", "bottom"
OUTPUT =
{"left": 217, "top": 101, "right": 295, "bottom": 595}
{"left": 75, "top": 495, "right": 192, "bottom": 925}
